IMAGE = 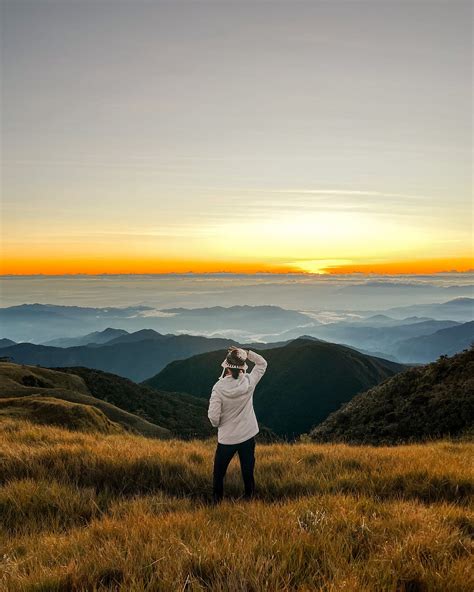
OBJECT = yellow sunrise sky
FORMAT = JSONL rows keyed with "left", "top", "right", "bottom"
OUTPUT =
{"left": 1, "top": 1, "right": 472, "bottom": 275}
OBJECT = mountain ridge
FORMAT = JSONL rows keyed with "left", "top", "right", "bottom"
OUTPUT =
{"left": 311, "top": 347, "right": 474, "bottom": 444}
{"left": 393, "top": 321, "right": 474, "bottom": 363}
{"left": 144, "top": 339, "right": 406, "bottom": 438}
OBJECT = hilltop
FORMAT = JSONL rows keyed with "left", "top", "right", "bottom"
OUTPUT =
{"left": 311, "top": 347, "right": 474, "bottom": 444}
{"left": 0, "top": 395, "right": 124, "bottom": 434}
{"left": 144, "top": 339, "right": 405, "bottom": 438}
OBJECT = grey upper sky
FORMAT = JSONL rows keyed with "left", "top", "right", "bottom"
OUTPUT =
{"left": 1, "top": 0, "right": 472, "bottom": 274}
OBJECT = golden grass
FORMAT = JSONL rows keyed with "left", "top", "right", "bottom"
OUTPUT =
{"left": 0, "top": 419, "right": 473, "bottom": 591}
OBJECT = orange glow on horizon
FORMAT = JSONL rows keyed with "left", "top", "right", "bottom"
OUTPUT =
{"left": 0, "top": 256, "right": 472, "bottom": 276}
{"left": 0, "top": 256, "right": 299, "bottom": 276}
{"left": 321, "top": 257, "right": 473, "bottom": 275}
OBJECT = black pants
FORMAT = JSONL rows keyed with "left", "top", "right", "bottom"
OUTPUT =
{"left": 213, "top": 436, "right": 255, "bottom": 502}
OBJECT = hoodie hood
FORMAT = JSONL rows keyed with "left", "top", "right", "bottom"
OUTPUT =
{"left": 214, "top": 374, "right": 250, "bottom": 398}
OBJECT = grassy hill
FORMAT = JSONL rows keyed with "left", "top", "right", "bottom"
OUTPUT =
{"left": 56, "top": 366, "right": 214, "bottom": 439}
{"left": 0, "top": 395, "right": 124, "bottom": 434}
{"left": 0, "top": 418, "right": 472, "bottom": 591}
{"left": 0, "top": 362, "right": 170, "bottom": 438}
{"left": 311, "top": 347, "right": 474, "bottom": 444}
{"left": 144, "top": 339, "right": 405, "bottom": 438}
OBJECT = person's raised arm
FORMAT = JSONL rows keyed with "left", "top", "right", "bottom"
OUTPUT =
{"left": 208, "top": 388, "right": 222, "bottom": 427}
{"left": 246, "top": 349, "right": 267, "bottom": 388}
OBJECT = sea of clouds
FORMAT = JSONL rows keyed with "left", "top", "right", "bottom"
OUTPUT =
{"left": 1, "top": 273, "right": 472, "bottom": 312}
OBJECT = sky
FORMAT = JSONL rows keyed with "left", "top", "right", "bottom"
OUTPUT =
{"left": 1, "top": 0, "right": 472, "bottom": 275}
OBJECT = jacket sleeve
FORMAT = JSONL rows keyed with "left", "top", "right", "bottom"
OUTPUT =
{"left": 247, "top": 350, "right": 268, "bottom": 389}
{"left": 208, "top": 388, "right": 222, "bottom": 427}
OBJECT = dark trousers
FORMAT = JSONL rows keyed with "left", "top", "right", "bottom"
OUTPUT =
{"left": 213, "top": 436, "right": 255, "bottom": 502}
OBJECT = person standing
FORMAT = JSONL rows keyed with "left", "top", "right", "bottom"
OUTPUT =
{"left": 208, "top": 346, "right": 268, "bottom": 503}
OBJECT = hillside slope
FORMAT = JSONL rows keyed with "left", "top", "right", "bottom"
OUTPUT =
{"left": 0, "top": 395, "right": 124, "bottom": 434}
{"left": 144, "top": 339, "right": 405, "bottom": 438}
{"left": 57, "top": 366, "right": 213, "bottom": 439}
{"left": 0, "top": 362, "right": 170, "bottom": 438}
{"left": 311, "top": 347, "right": 474, "bottom": 444}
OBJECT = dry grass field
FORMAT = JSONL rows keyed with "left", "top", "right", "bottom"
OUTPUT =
{"left": 0, "top": 419, "right": 472, "bottom": 591}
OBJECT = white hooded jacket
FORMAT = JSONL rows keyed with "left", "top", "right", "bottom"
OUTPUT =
{"left": 208, "top": 350, "right": 268, "bottom": 444}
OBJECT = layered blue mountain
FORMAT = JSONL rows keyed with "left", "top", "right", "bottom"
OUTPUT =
{"left": 1, "top": 299, "right": 472, "bottom": 365}
{"left": 383, "top": 297, "right": 473, "bottom": 322}
{"left": 0, "top": 338, "right": 16, "bottom": 348}
{"left": 0, "top": 333, "right": 241, "bottom": 382}
{"left": 0, "top": 303, "right": 314, "bottom": 343}
{"left": 43, "top": 328, "right": 129, "bottom": 347}
{"left": 393, "top": 321, "right": 474, "bottom": 363}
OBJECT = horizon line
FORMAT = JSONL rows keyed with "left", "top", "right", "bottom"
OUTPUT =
{"left": 1, "top": 269, "right": 473, "bottom": 278}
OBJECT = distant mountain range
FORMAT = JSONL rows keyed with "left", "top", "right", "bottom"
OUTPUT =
{"left": 144, "top": 339, "right": 406, "bottom": 438}
{"left": 0, "top": 303, "right": 153, "bottom": 343}
{"left": 153, "top": 305, "right": 314, "bottom": 339}
{"left": 347, "top": 314, "right": 434, "bottom": 327}
{"left": 258, "top": 318, "right": 473, "bottom": 363}
{"left": 393, "top": 321, "right": 474, "bottom": 363}
{"left": 1, "top": 298, "right": 472, "bottom": 365}
{"left": 0, "top": 338, "right": 16, "bottom": 348}
{"left": 383, "top": 297, "right": 473, "bottom": 322}
{"left": 311, "top": 346, "right": 474, "bottom": 444}
{"left": 43, "top": 328, "right": 128, "bottom": 347}
{"left": 0, "top": 303, "right": 315, "bottom": 343}
{"left": 0, "top": 333, "right": 241, "bottom": 382}
{"left": 301, "top": 319, "right": 460, "bottom": 353}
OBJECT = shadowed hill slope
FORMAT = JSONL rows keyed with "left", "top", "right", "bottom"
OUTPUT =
{"left": 0, "top": 362, "right": 170, "bottom": 438}
{"left": 144, "top": 339, "right": 406, "bottom": 438}
{"left": 311, "top": 347, "right": 474, "bottom": 444}
{"left": 56, "top": 366, "right": 213, "bottom": 439}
